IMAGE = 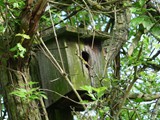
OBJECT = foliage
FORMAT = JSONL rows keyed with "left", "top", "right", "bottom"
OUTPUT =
{"left": 77, "top": 86, "right": 109, "bottom": 120}
{"left": 9, "top": 33, "right": 30, "bottom": 58}
{"left": 73, "top": 0, "right": 160, "bottom": 119}
{"left": 10, "top": 82, "right": 47, "bottom": 103}
{"left": 10, "top": 43, "right": 26, "bottom": 58}
{"left": 0, "top": 0, "right": 160, "bottom": 120}
{"left": 81, "top": 86, "right": 106, "bottom": 100}
{"left": 130, "top": 0, "right": 160, "bottom": 39}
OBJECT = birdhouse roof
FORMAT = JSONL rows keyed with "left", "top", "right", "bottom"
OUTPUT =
{"left": 42, "top": 26, "right": 110, "bottom": 42}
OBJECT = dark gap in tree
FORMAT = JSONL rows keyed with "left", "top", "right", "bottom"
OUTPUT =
{"left": 82, "top": 51, "right": 90, "bottom": 69}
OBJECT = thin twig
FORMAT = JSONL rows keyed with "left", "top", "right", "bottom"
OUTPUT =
{"left": 42, "top": 8, "right": 83, "bottom": 32}
{"left": 82, "top": 0, "right": 96, "bottom": 49}
{"left": 151, "top": 98, "right": 160, "bottom": 120}
{"left": 40, "top": 98, "right": 49, "bottom": 120}
{"left": 47, "top": 3, "right": 65, "bottom": 71}
{"left": 41, "top": 89, "right": 82, "bottom": 105}
{"left": 48, "top": 1, "right": 71, "bottom": 7}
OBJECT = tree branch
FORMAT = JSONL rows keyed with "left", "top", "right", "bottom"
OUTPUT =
{"left": 129, "top": 93, "right": 160, "bottom": 101}
{"left": 151, "top": 98, "right": 160, "bottom": 120}
{"left": 142, "top": 50, "right": 160, "bottom": 71}
{"left": 42, "top": 8, "right": 83, "bottom": 32}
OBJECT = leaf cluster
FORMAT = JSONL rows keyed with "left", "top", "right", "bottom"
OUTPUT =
{"left": 10, "top": 82, "right": 47, "bottom": 103}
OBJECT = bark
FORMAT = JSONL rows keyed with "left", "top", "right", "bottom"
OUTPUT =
{"left": 103, "top": 1, "right": 131, "bottom": 119}
{"left": 1, "top": 63, "right": 42, "bottom": 120}
{"left": 0, "top": 0, "right": 48, "bottom": 119}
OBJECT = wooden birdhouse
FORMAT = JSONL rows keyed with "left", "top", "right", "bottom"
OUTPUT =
{"left": 33, "top": 26, "right": 110, "bottom": 110}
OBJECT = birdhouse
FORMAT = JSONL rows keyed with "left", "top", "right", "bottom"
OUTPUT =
{"left": 33, "top": 26, "right": 110, "bottom": 110}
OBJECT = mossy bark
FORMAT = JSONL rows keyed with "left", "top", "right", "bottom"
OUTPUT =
{"left": 105, "top": 2, "right": 131, "bottom": 119}
{"left": 0, "top": 1, "right": 48, "bottom": 119}
{"left": 1, "top": 60, "right": 43, "bottom": 120}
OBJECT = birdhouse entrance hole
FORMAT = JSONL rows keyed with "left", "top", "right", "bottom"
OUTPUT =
{"left": 33, "top": 26, "right": 109, "bottom": 112}
{"left": 82, "top": 51, "right": 90, "bottom": 68}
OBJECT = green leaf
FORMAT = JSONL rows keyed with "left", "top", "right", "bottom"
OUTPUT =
{"left": 131, "top": 15, "right": 153, "bottom": 30}
{"left": 130, "top": 7, "right": 138, "bottom": 13}
{"left": 130, "top": 6, "right": 147, "bottom": 14}
{"left": 142, "top": 17, "right": 154, "bottom": 30}
{"left": 80, "top": 100, "right": 89, "bottom": 104}
{"left": 87, "top": 93, "right": 96, "bottom": 101}
{"left": 131, "top": 16, "right": 144, "bottom": 27}
{"left": 29, "top": 95, "right": 40, "bottom": 100}
{"left": 10, "top": 43, "right": 26, "bottom": 58}
{"left": 135, "top": 98, "right": 144, "bottom": 102}
{"left": 17, "top": 43, "right": 23, "bottom": 50}
{"left": 40, "top": 94, "right": 48, "bottom": 99}
{"left": 92, "top": 87, "right": 106, "bottom": 98}
{"left": 99, "top": 109, "right": 105, "bottom": 118}
{"left": 13, "top": 2, "right": 19, "bottom": 8}
{"left": 0, "top": 1, "right": 4, "bottom": 7}
{"left": 151, "top": 25, "right": 160, "bottom": 39}
{"left": 17, "top": 88, "right": 27, "bottom": 93}
{"left": 16, "top": 33, "right": 30, "bottom": 39}
{"left": 29, "top": 87, "right": 39, "bottom": 93}
{"left": 10, "top": 90, "right": 27, "bottom": 98}
{"left": 139, "top": 0, "right": 146, "bottom": 7}
{"left": 81, "top": 85, "right": 93, "bottom": 94}
{"left": 10, "top": 45, "right": 18, "bottom": 52}
{"left": 19, "top": 52, "right": 24, "bottom": 58}
{"left": 28, "top": 81, "right": 38, "bottom": 86}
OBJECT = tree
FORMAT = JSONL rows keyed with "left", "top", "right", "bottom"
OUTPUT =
{"left": 0, "top": 0, "right": 160, "bottom": 120}
{"left": 0, "top": 0, "right": 48, "bottom": 120}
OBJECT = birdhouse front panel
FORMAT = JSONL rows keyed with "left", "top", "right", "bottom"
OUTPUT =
{"left": 35, "top": 26, "right": 109, "bottom": 108}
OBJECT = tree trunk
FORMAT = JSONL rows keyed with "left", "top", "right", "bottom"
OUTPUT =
{"left": 1, "top": 59, "right": 43, "bottom": 120}
{"left": 104, "top": 1, "right": 131, "bottom": 119}
{"left": 0, "top": 0, "right": 48, "bottom": 119}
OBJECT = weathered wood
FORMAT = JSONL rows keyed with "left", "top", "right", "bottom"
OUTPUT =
{"left": 42, "top": 26, "right": 111, "bottom": 41}
{"left": 33, "top": 26, "right": 110, "bottom": 109}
